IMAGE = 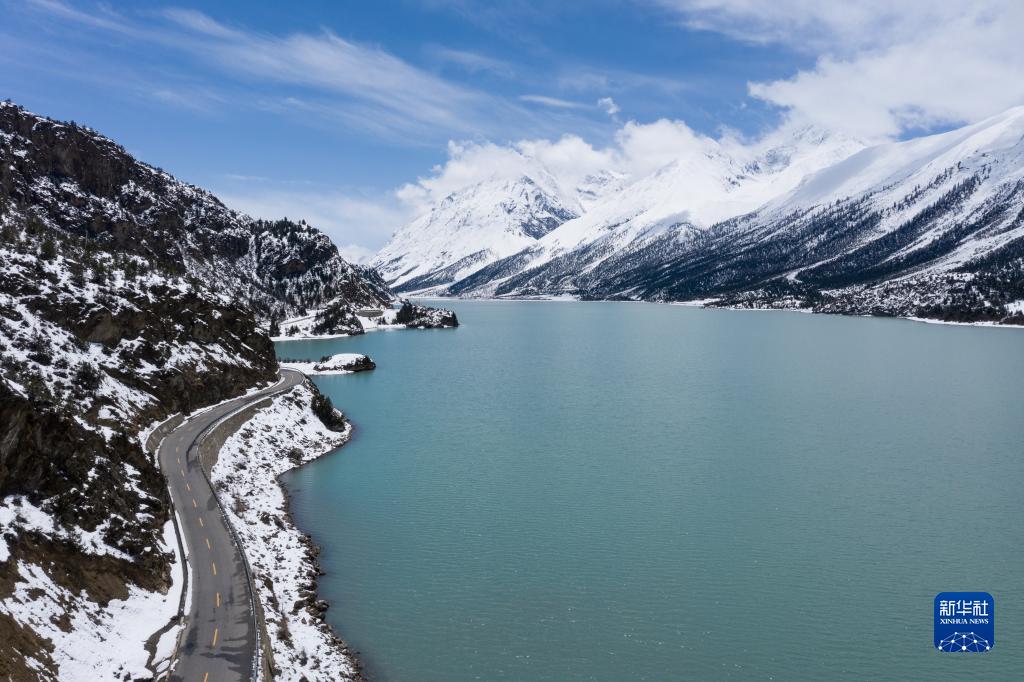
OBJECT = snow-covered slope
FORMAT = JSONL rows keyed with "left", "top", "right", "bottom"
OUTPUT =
{"left": 444, "top": 125, "right": 864, "bottom": 297}
{"left": 211, "top": 383, "right": 359, "bottom": 681}
{"left": 0, "top": 100, "right": 396, "bottom": 679}
{"left": 393, "top": 108, "right": 1024, "bottom": 323}
{"left": 770, "top": 106, "right": 1024, "bottom": 216}
{"left": 373, "top": 173, "right": 581, "bottom": 292}
{"left": 0, "top": 100, "right": 392, "bottom": 330}
{"left": 561, "top": 107, "right": 1024, "bottom": 322}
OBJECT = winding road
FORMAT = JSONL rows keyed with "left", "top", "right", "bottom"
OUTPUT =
{"left": 157, "top": 369, "right": 305, "bottom": 682}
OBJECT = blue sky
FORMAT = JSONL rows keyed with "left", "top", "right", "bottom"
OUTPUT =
{"left": 3, "top": 1, "right": 1023, "bottom": 258}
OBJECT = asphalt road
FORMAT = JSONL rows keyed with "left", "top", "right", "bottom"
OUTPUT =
{"left": 158, "top": 369, "right": 305, "bottom": 682}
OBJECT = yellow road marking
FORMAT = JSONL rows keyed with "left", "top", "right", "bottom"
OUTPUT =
{"left": 211, "top": 627, "right": 219, "bottom": 647}
{"left": 216, "top": 592, "right": 221, "bottom": 608}
{"left": 186, "top": 482, "right": 191, "bottom": 492}
{"left": 205, "top": 537, "right": 211, "bottom": 549}
{"left": 192, "top": 498, "right": 198, "bottom": 508}
{"left": 198, "top": 517, "right": 204, "bottom": 528}
{"left": 211, "top": 561, "right": 217, "bottom": 576}
{"left": 203, "top": 673, "right": 209, "bottom": 682}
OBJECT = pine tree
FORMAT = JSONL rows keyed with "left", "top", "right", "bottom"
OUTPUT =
{"left": 40, "top": 236, "right": 57, "bottom": 260}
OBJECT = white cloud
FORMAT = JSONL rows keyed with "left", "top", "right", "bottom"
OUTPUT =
{"left": 395, "top": 141, "right": 546, "bottom": 214}
{"left": 656, "top": 0, "right": 951, "bottom": 53}
{"left": 597, "top": 97, "right": 620, "bottom": 117}
{"left": 426, "top": 45, "right": 516, "bottom": 77}
{"left": 519, "top": 95, "right": 585, "bottom": 109}
{"left": 397, "top": 117, "right": 720, "bottom": 213}
{"left": 335, "top": 243, "right": 377, "bottom": 264}
{"left": 613, "top": 118, "right": 717, "bottom": 177}
{"left": 165, "top": 17, "right": 490, "bottom": 137}
{"left": 655, "top": 0, "right": 1024, "bottom": 140}
{"left": 23, "top": 2, "right": 545, "bottom": 141}
{"left": 150, "top": 86, "right": 226, "bottom": 113}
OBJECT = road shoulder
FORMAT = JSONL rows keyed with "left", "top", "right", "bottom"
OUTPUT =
{"left": 207, "top": 379, "right": 363, "bottom": 680}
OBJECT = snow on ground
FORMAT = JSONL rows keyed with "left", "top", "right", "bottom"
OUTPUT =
{"left": 0, "top": 242, "right": 261, "bottom": 434}
{"left": 279, "top": 353, "right": 374, "bottom": 375}
{"left": 210, "top": 383, "right": 358, "bottom": 681}
{"left": 0, "top": 518, "right": 183, "bottom": 680}
{"left": 272, "top": 306, "right": 402, "bottom": 340}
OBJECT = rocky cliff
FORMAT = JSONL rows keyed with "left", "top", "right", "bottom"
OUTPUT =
{"left": 0, "top": 101, "right": 393, "bottom": 679}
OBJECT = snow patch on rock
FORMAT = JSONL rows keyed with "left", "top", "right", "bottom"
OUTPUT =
{"left": 0, "top": 519, "right": 184, "bottom": 680}
{"left": 280, "top": 353, "right": 376, "bottom": 376}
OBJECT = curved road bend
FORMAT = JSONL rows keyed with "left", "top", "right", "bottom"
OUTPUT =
{"left": 158, "top": 369, "right": 305, "bottom": 682}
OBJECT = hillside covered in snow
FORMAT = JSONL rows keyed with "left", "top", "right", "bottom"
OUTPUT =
{"left": 378, "top": 109, "right": 1024, "bottom": 325}
{"left": 0, "top": 101, "right": 396, "bottom": 679}
{"left": 373, "top": 172, "right": 582, "bottom": 292}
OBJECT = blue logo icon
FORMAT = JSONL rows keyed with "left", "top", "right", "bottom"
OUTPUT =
{"left": 934, "top": 592, "right": 994, "bottom": 652}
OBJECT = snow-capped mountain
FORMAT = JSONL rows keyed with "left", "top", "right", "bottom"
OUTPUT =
{"left": 583, "top": 105, "right": 1024, "bottom": 320}
{"left": 575, "top": 169, "right": 627, "bottom": 209}
{"left": 377, "top": 108, "right": 1024, "bottom": 324}
{"left": 373, "top": 173, "right": 582, "bottom": 292}
{"left": 376, "top": 124, "right": 862, "bottom": 297}
{"left": 434, "top": 123, "right": 863, "bottom": 296}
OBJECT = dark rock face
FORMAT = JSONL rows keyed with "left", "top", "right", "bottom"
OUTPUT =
{"left": 310, "top": 300, "right": 364, "bottom": 336}
{"left": 0, "top": 383, "right": 169, "bottom": 580}
{"left": 0, "top": 101, "right": 392, "bottom": 324}
{"left": 0, "top": 100, "right": 397, "bottom": 677}
{"left": 395, "top": 301, "right": 459, "bottom": 328}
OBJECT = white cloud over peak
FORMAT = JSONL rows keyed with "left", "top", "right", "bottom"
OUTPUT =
{"left": 657, "top": 0, "right": 1024, "bottom": 140}
{"left": 396, "top": 117, "right": 730, "bottom": 215}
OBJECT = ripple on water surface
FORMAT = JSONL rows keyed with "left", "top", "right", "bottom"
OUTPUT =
{"left": 279, "top": 301, "right": 1024, "bottom": 681}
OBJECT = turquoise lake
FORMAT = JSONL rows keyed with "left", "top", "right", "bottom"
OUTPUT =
{"left": 277, "top": 301, "right": 1024, "bottom": 680}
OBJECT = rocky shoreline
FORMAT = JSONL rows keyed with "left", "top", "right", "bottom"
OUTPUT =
{"left": 209, "top": 380, "right": 364, "bottom": 680}
{"left": 276, "top": 472, "right": 366, "bottom": 682}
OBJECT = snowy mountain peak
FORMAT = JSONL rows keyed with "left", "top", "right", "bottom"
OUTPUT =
{"left": 576, "top": 170, "right": 627, "bottom": 209}
{"left": 374, "top": 120, "right": 872, "bottom": 295}
{"left": 435, "top": 106, "right": 1024, "bottom": 324}
{"left": 372, "top": 172, "right": 581, "bottom": 291}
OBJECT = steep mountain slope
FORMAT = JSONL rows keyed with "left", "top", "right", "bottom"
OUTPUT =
{"left": 376, "top": 125, "right": 862, "bottom": 298}
{"left": 421, "top": 109, "right": 1024, "bottom": 324}
{"left": 581, "top": 106, "right": 1024, "bottom": 322}
{"left": 373, "top": 174, "right": 581, "bottom": 292}
{"left": 0, "top": 101, "right": 391, "bottom": 329}
{"left": 445, "top": 126, "right": 864, "bottom": 297}
{"left": 0, "top": 101, "right": 389, "bottom": 678}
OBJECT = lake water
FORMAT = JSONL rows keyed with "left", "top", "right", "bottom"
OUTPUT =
{"left": 277, "top": 301, "right": 1024, "bottom": 680}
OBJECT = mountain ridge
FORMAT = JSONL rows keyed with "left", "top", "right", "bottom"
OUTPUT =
{"left": 372, "top": 173, "right": 581, "bottom": 292}
{"left": 0, "top": 100, "right": 399, "bottom": 678}
{"left": 377, "top": 108, "right": 1024, "bottom": 324}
